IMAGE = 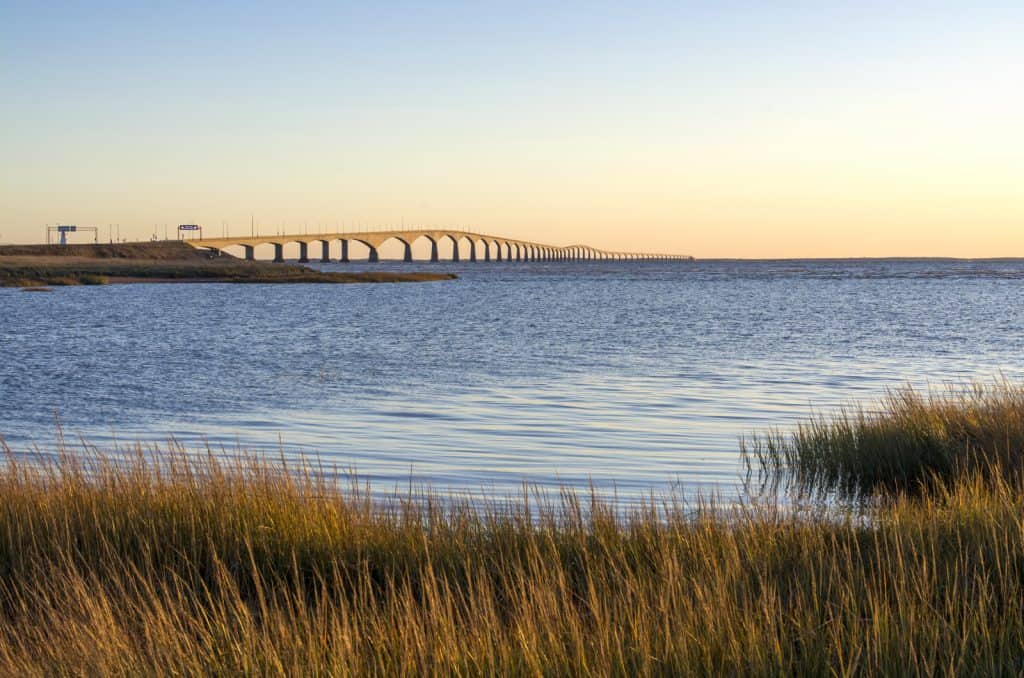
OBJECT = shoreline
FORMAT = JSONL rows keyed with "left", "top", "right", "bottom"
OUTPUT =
{"left": 0, "top": 241, "right": 457, "bottom": 287}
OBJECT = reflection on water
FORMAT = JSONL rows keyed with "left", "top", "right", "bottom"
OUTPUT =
{"left": 2, "top": 259, "right": 1023, "bottom": 502}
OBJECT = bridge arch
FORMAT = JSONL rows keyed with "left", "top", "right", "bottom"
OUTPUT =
{"left": 372, "top": 235, "right": 414, "bottom": 262}
{"left": 345, "top": 238, "right": 379, "bottom": 262}
{"left": 471, "top": 237, "right": 489, "bottom": 261}
{"left": 440, "top": 233, "right": 461, "bottom": 262}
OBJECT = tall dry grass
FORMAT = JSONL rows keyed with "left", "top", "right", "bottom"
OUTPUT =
{"left": 0, "top": 429, "right": 1022, "bottom": 675}
{"left": 744, "top": 381, "right": 1024, "bottom": 498}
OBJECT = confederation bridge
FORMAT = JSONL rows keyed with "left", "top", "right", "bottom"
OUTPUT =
{"left": 190, "top": 228, "right": 692, "bottom": 263}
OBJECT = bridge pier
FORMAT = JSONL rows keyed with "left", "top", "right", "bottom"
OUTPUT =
{"left": 469, "top": 241, "right": 477, "bottom": 262}
{"left": 430, "top": 239, "right": 439, "bottom": 263}
{"left": 495, "top": 243, "right": 502, "bottom": 262}
{"left": 368, "top": 246, "right": 379, "bottom": 263}
{"left": 340, "top": 239, "right": 350, "bottom": 263}
{"left": 298, "top": 242, "right": 309, "bottom": 263}
{"left": 273, "top": 243, "right": 284, "bottom": 263}
{"left": 451, "top": 240, "right": 460, "bottom": 262}
{"left": 243, "top": 245, "right": 254, "bottom": 261}
{"left": 320, "top": 240, "right": 331, "bottom": 262}
{"left": 403, "top": 241, "right": 413, "bottom": 262}
{"left": 484, "top": 242, "right": 491, "bottom": 261}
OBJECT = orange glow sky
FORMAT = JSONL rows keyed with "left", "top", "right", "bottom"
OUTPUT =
{"left": 1, "top": 3, "right": 1021, "bottom": 257}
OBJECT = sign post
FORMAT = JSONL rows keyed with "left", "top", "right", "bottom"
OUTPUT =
{"left": 178, "top": 224, "right": 202, "bottom": 240}
{"left": 57, "top": 225, "right": 76, "bottom": 246}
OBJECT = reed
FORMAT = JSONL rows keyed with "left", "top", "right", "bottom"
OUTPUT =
{"left": 0, "top": 432, "right": 1022, "bottom": 675}
{"left": 743, "top": 382, "right": 1024, "bottom": 498}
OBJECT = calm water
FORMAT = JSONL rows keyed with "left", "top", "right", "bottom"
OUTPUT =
{"left": 2, "top": 259, "right": 1023, "bottom": 502}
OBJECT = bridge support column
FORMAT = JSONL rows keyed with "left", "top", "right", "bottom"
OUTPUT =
{"left": 495, "top": 243, "right": 502, "bottom": 262}
{"left": 430, "top": 240, "right": 439, "bottom": 263}
{"left": 403, "top": 242, "right": 413, "bottom": 262}
{"left": 451, "top": 241, "right": 460, "bottom": 262}
{"left": 340, "top": 239, "right": 350, "bottom": 263}
{"left": 320, "top": 240, "right": 331, "bottom": 262}
{"left": 484, "top": 242, "right": 491, "bottom": 261}
{"left": 368, "top": 246, "right": 379, "bottom": 263}
{"left": 273, "top": 243, "right": 284, "bottom": 263}
{"left": 298, "top": 242, "right": 309, "bottom": 263}
{"left": 469, "top": 241, "right": 477, "bottom": 262}
{"left": 243, "top": 245, "right": 254, "bottom": 261}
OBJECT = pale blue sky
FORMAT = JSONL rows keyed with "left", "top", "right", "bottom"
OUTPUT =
{"left": 2, "top": 2, "right": 1022, "bottom": 255}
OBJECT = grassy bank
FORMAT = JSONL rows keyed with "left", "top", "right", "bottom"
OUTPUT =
{"left": 0, "top": 242, "right": 457, "bottom": 286}
{"left": 2, "top": 384, "right": 1024, "bottom": 675}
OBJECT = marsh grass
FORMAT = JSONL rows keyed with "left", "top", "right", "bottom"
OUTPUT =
{"left": 744, "top": 382, "right": 1024, "bottom": 499}
{"left": 0, "top": 432, "right": 1023, "bottom": 675}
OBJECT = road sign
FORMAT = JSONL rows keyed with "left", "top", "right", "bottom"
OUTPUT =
{"left": 46, "top": 224, "right": 97, "bottom": 245}
{"left": 178, "top": 224, "right": 200, "bottom": 231}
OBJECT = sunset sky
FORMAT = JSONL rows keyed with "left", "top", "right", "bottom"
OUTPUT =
{"left": 2, "top": 2, "right": 1021, "bottom": 257}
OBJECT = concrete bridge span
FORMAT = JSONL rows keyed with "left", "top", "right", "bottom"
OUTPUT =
{"left": 189, "top": 228, "right": 692, "bottom": 264}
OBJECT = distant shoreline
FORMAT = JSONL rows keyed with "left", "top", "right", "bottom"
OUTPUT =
{"left": 0, "top": 241, "right": 457, "bottom": 287}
